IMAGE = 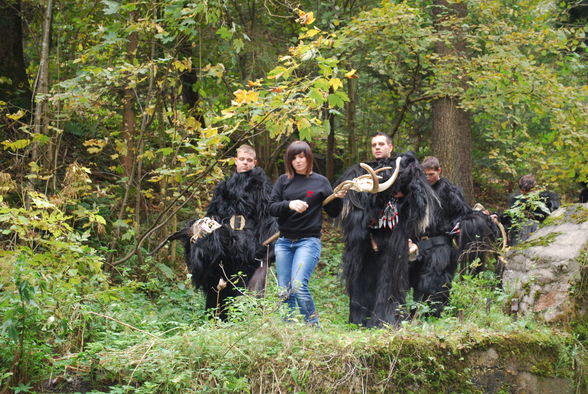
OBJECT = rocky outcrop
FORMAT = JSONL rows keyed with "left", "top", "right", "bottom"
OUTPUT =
{"left": 468, "top": 347, "right": 573, "bottom": 393}
{"left": 502, "top": 204, "right": 588, "bottom": 322}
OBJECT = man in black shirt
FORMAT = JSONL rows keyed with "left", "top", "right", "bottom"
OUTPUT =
{"left": 409, "top": 156, "right": 470, "bottom": 316}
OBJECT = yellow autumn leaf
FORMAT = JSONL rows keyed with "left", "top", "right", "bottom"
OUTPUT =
{"left": 141, "top": 150, "right": 155, "bottom": 160}
{"left": 186, "top": 116, "right": 201, "bottom": 130}
{"left": 329, "top": 78, "right": 343, "bottom": 91}
{"left": 202, "top": 128, "right": 218, "bottom": 138}
{"left": 6, "top": 110, "right": 25, "bottom": 120}
{"left": 297, "top": 10, "right": 315, "bottom": 25}
{"left": 173, "top": 60, "right": 186, "bottom": 72}
{"left": 345, "top": 69, "right": 358, "bottom": 79}
{"left": 83, "top": 139, "right": 108, "bottom": 154}
{"left": 247, "top": 79, "right": 262, "bottom": 87}
{"left": 232, "top": 89, "right": 259, "bottom": 105}
{"left": 221, "top": 109, "right": 236, "bottom": 119}
{"left": 145, "top": 105, "right": 155, "bottom": 116}
{"left": 296, "top": 117, "right": 311, "bottom": 130}
{"left": 301, "top": 28, "right": 320, "bottom": 39}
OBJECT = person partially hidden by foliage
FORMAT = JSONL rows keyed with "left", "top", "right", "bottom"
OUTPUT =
{"left": 408, "top": 156, "right": 470, "bottom": 317}
{"left": 579, "top": 181, "right": 588, "bottom": 203}
{"left": 335, "top": 133, "right": 439, "bottom": 327}
{"left": 157, "top": 145, "right": 278, "bottom": 320}
{"left": 500, "top": 174, "right": 561, "bottom": 246}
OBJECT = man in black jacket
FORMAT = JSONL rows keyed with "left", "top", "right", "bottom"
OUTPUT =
{"left": 409, "top": 156, "right": 471, "bottom": 317}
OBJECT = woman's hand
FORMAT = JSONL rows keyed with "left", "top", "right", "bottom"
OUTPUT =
{"left": 289, "top": 200, "right": 309, "bottom": 213}
{"left": 334, "top": 189, "right": 348, "bottom": 199}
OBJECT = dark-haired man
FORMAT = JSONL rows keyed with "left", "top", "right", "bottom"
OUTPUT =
{"left": 336, "top": 133, "right": 439, "bottom": 327}
{"left": 409, "top": 156, "right": 471, "bottom": 316}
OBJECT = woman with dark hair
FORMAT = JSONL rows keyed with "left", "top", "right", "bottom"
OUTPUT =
{"left": 269, "top": 141, "right": 344, "bottom": 325}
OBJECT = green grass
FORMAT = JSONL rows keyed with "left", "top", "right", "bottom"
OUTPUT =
{"left": 2, "top": 227, "right": 586, "bottom": 393}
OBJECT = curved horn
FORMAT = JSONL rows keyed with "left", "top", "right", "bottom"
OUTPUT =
{"left": 359, "top": 162, "right": 379, "bottom": 193}
{"left": 377, "top": 156, "right": 402, "bottom": 193}
{"left": 374, "top": 167, "right": 392, "bottom": 174}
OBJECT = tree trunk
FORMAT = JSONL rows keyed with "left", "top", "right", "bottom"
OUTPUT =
{"left": 122, "top": 25, "right": 138, "bottom": 178}
{"left": 111, "top": 15, "right": 138, "bottom": 257}
{"left": 0, "top": 0, "right": 31, "bottom": 111}
{"left": 31, "top": 0, "right": 53, "bottom": 164}
{"left": 432, "top": 98, "right": 473, "bottom": 201}
{"left": 323, "top": 91, "right": 336, "bottom": 180}
{"left": 345, "top": 77, "right": 358, "bottom": 166}
{"left": 431, "top": 0, "right": 473, "bottom": 203}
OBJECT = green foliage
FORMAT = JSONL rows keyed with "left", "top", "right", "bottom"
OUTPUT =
{"left": 335, "top": 0, "right": 587, "bottom": 193}
{"left": 504, "top": 188, "right": 551, "bottom": 230}
{"left": 1, "top": 232, "right": 582, "bottom": 392}
{"left": 2, "top": 0, "right": 588, "bottom": 390}
{"left": 0, "top": 177, "right": 116, "bottom": 386}
{"left": 445, "top": 271, "right": 511, "bottom": 324}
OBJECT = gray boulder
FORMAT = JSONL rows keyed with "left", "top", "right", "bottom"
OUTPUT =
{"left": 502, "top": 203, "right": 588, "bottom": 322}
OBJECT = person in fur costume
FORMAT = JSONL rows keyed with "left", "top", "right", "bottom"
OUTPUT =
{"left": 409, "top": 156, "right": 471, "bottom": 316}
{"left": 455, "top": 205, "right": 504, "bottom": 277}
{"left": 335, "top": 134, "right": 439, "bottom": 327}
{"left": 160, "top": 145, "right": 278, "bottom": 319}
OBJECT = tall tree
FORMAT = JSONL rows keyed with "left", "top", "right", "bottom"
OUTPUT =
{"left": 431, "top": 0, "right": 474, "bottom": 203}
{"left": 31, "top": 0, "right": 53, "bottom": 166}
{"left": 0, "top": 0, "right": 31, "bottom": 111}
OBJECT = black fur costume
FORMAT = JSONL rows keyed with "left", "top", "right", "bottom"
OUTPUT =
{"left": 335, "top": 152, "right": 439, "bottom": 327}
{"left": 409, "top": 177, "right": 470, "bottom": 317}
{"left": 456, "top": 210, "right": 503, "bottom": 276}
{"left": 167, "top": 167, "right": 278, "bottom": 319}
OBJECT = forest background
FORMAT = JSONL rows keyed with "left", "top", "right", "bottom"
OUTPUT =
{"left": 0, "top": 0, "right": 587, "bottom": 391}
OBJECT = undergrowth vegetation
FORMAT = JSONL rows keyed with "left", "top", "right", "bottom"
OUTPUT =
{"left": 1, "top": 220, "right": 586, "bottom": 392}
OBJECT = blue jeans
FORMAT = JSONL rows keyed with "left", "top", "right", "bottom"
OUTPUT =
{"left": 275, "top": 237, "right": 322, "bottom": 324}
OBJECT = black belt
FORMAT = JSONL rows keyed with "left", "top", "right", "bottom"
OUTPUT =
{"left": 223, "top": 215, "right": 256, "bottom": 231}
{"left": 418, "top": 235, "right": 450, "bottom": 252}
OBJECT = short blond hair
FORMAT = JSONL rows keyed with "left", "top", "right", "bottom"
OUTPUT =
{"left": 236, "top": 144, "right": 256, "bottom": 159}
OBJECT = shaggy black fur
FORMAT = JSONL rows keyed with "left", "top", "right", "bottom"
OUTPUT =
{"left": 167, "top": 167, "right": 278, "bottom": 319}
{"left": 336, "top": 152, "right": 440, "bottom": 327}
{"left": 409, "top": 177, "right": 470, "bottom": 317}
{"left": 457, "top": 210, "right": 503, "bottom": 276}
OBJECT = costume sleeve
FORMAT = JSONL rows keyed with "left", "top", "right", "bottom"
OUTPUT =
{"left": 205, "top": 180, "right": 226, "bottom": 219}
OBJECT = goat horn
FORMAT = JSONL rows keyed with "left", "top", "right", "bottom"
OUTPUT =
{"left": 377, "top": 156, "right": 402, "bottom": 192}
{"left": 374, "top": 167, "right": 392, "bottom": 174}
{"left": 359, "top": 163, "right": 379, "bottom": 193}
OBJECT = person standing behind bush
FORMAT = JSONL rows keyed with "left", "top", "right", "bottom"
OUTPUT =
{"left": 501, "top": 174, "right": 560, "bottom": 245}
{"left": 269, "top": 141, "right": 344, "bottom": 325}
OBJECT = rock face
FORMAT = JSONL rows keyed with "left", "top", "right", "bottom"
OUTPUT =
{"left": 502, "top": 204, "right": 588, "bottom": 323}
{"left": 468, "top": 347, "right": 573, "bottom": 394}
